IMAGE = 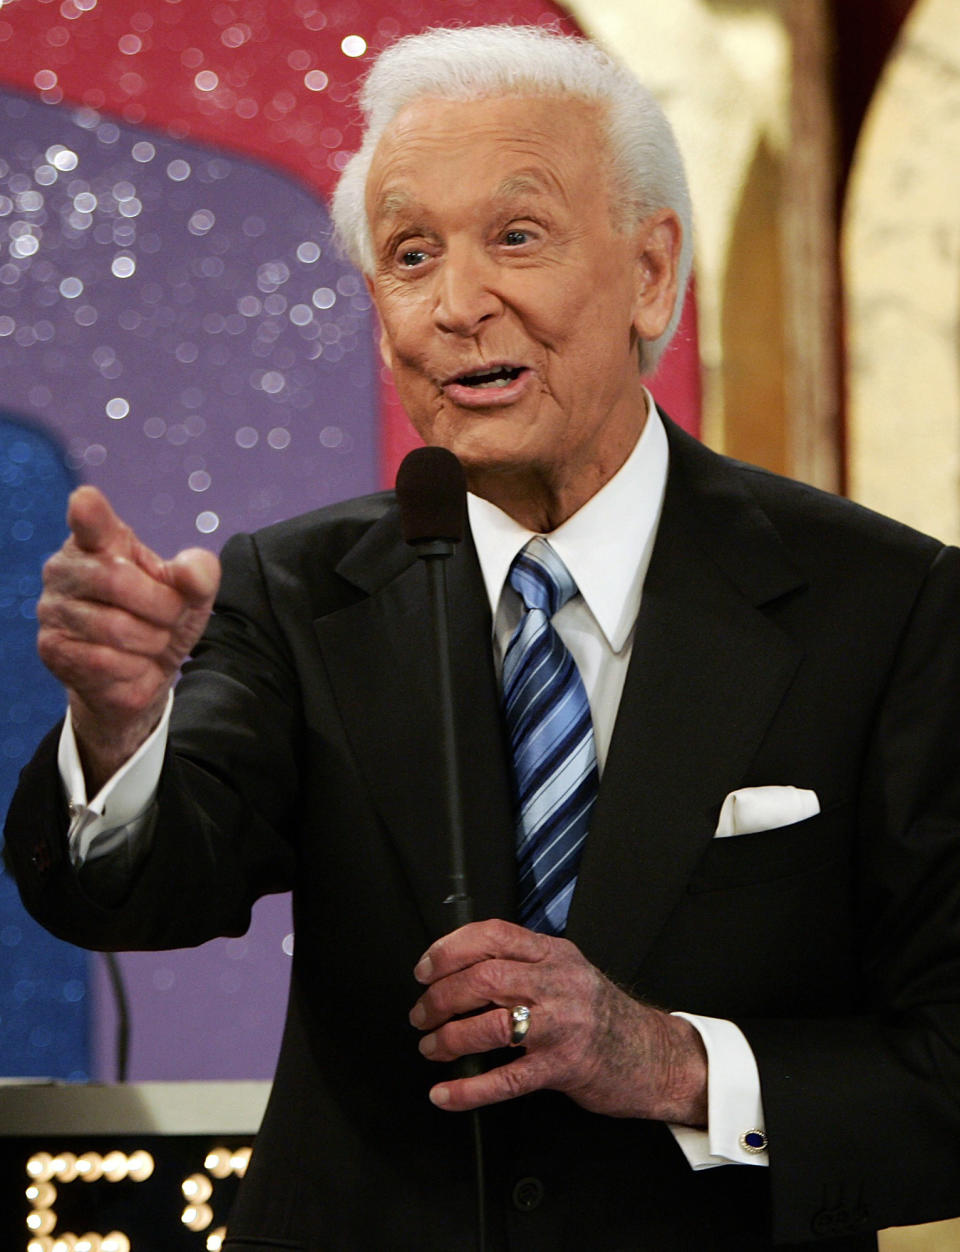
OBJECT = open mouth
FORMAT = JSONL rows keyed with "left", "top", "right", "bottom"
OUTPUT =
{"left": 452, "top": 365, "right": 526, "bottom": 390}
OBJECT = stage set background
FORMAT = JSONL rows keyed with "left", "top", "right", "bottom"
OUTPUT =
{"left": 1, "top": 0, "right": 958, "bottom": 1107}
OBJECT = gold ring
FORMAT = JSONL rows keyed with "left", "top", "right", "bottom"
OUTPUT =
{"left": 509, "top": 1005, "right": 531, "bottom": 1046}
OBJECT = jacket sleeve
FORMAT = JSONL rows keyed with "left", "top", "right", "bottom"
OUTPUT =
{"left": 3, "top": 530, "right": 302, "bottom": 952}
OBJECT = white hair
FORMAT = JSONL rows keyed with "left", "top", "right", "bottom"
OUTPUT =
{"left": 331, "top": 24, "right": 693, "bottom": 375}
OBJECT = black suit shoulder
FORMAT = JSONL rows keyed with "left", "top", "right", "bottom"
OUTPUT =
{"left": 738, "top": 456, "right": 940, "bottom": 557}
{"left": 664, "top": 418, "right": 947, "bottom": 612}
{"left": 248, "top": 486, "right": 396, "bottom": 551}
{"left": 670, "top": 416, "right": 941, "bottom": 548}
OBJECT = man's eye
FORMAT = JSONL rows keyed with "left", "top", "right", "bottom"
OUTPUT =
{"left": 399, "top": 248, "right": 428, "bottom": 268}
{"left": 503, "top": 229, "right": 530, "bottom": 246}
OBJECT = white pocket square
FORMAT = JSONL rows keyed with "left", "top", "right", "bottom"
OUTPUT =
{"left": 714, "top": 786, "right": 820, "bottom": 838}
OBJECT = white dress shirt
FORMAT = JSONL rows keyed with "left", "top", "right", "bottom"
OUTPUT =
{"left": 468, "top": 401, "right": 767, "bottom": 1170}
{"left": 61, "top": 399, "right": 766, "bottom": 1170}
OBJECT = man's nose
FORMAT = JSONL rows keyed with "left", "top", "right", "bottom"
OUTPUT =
{"left": 433, "top": 249, "right": 502, "bottom": 336}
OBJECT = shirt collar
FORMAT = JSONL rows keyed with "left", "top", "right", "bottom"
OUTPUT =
{"left": 467, "top": 395, "right": 670, "bottom": 653}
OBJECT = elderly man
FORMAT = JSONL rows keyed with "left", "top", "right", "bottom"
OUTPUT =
{"left": 5, "top": 24, "right": 960, "bottom": 1252}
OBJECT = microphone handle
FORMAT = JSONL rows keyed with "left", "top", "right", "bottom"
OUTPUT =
{"left": 421, "top": 547, "right": 473, "bottom": 925}
{"left": 420, "top": 545, "right": 487, "bottom": 1252}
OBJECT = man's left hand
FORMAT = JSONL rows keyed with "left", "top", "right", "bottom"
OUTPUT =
{"left": 410, "top": 919, "right": 708, "bottom": 1125}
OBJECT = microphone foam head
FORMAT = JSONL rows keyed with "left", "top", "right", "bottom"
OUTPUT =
{"left": 395, "top": 446, "right": 467, "bottom": 545}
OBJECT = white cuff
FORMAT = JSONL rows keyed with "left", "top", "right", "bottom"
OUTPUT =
{"left": 668, "top": 1012, "right": 768, "bottom": 1170}
{"left": 58, "top": 693, "right": 172, "bottom": 867}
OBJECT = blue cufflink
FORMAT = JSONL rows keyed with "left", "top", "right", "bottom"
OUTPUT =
{"left": 739, "top": 1128, "right": 768, "bottom": 1154}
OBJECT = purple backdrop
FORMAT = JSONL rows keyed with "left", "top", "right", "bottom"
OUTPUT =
{"left": 0, "top": 87, "right": 378, "bottom": 1080}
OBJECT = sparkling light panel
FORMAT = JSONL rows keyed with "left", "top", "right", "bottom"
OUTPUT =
{"left": 0, "top": 90, "right": 378, "bottom": 555}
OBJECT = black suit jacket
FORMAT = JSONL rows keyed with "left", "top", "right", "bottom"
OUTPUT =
{"left": 6, "top": 421, "right": 960, "bottom": 1250}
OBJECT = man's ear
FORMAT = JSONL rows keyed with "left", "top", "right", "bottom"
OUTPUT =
{"left": 631, "top": 210, "right": 682, "bottom": 342}
{"left": 365, "top": 275, "right": 395, "bottom": 371}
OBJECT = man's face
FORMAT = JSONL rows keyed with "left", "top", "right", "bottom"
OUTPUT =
{"left": 365, "top": 94, "right": 679, "bottom": 505}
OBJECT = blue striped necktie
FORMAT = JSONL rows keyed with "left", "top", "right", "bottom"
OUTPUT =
{"left": 502, "top": 536, "right": 599, "bottom": 935}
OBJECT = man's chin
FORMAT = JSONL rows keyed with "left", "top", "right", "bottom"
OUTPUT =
{"left": 433, "top": 427, "right": 533, "bottom": 466}
{"left": 457, "top": 450, "right": 555, "bottom": 499}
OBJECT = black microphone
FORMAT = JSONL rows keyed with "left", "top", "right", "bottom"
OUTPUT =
{"left": 396, "top": 443, "right": 466, "bottom": 550}
{"left": 396, "top": 446, "right": 472, "bottom": 926}
{"left": 396, "top": 447, "right": 487, "bottom": 1252}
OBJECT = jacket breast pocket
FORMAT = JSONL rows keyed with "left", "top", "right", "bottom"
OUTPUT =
{"left": 687, "top": 801, "right": 853, "bottom": 894}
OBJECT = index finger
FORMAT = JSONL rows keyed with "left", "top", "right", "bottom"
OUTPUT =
{"left": 67, "top": 486, "right": 128, "bottom": 554}
{"left": 414, "top": 919, "right": 552, "bottom": 984}
{"left": 67, "top": 485, "right": 164, "bottom": 580}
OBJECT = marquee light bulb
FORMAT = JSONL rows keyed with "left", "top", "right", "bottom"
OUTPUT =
{"left": 51, "top": 1153, "right": 78, "bottom": 1182}
{"left": 126, "top": 1150, "right": 154, "bottom": 1182}
{"left": 182, "top": 1172, "right": 213, "bottom": 1202}
{"left": 231, "top": 1147, "right": 251, "bottom": 1176}
{"left": 26, "top": 1210, "right": 56, "bottom": 1235}
{"left": 204, "top": 1148, "right": 233, "bottom": 1179}
{"left": 101, "top": 1151, "right": 128, "bottom": 1182}
{"left": 76, "top": 1152, "right": 104, "bottom": 1181}
{"left": 182, "top": 1202, "right": 214, "bottom": 1232}
{"left": 27, "top": 1153, "right": 54, "bottom": 1182}
{"left": 26, "top": 1180, "right": 56, "bottom": 1207}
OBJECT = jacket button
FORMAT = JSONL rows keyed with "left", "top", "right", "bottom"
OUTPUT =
{"left": 811, "top": 1205, "right": 868, "bottom": 1237}
{"left": 811, "top": 1211, "right": 840, "bottom": 1237}
{"left": 512, "top": 1176, "right": 544, "bottom": 1211}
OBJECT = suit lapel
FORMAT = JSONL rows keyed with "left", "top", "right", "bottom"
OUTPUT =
{"left": 309, "top": 425, "right": 808, "bottom": 973}
{"left": 312, "top": 509, "right": 516, "bottom": 942}
{"left": 566, "top": 424, "right": 807, "bottom": 985}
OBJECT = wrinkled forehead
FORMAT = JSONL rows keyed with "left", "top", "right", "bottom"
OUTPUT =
{"left": 365, "top": 93, "right": 612, "bottom": 219}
